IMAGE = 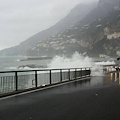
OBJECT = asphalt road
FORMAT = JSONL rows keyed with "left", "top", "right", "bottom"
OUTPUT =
{"left": 0, "top": 72, "right": 120, "bottom": 120}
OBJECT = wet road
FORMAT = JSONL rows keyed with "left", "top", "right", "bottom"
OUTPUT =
{"left": 0, "top": 72, "right": 120, "bottom": 120}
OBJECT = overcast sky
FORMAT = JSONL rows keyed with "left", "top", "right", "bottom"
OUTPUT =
{"left": 0, "top": 0, "right": 98, "bottom": 50}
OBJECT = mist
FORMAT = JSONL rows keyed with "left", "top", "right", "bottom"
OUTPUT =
{"left": 48, "top": 52, "right": 102, "bottom": 76}
{"left": 0, "top": 0, "right": 98, "bottom": 50}
{"left": 48, "top": 52, "right": 93, "bottom": 69}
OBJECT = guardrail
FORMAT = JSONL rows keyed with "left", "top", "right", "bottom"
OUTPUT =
{"left": 0, "top": 67, "right": 91, "bottom": 94}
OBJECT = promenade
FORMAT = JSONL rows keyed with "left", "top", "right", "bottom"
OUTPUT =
{"left": 0, "top": 71, "right": 120, "bottom": 120}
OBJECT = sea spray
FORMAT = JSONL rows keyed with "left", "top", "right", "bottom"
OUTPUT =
{"left": 47, "top": 52, "right": 104, "bottom": 76}
{"left": 95, "top": 61, "right": 115, "bottom": 66}
{"left": 48, "top": 52, "right": 93, "bottom": 69}
{"left": 91, "top": 65, "right": 104, "bottom": 76}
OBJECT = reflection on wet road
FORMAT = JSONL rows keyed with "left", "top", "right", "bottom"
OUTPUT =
{"left": 53, "top": 71, "right": 120, "bottom": 94}
{"left": 105, "top": 72, "right": 120, "bottom": 85}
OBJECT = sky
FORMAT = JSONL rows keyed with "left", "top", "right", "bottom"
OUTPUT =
{"left": 0, "top": 0, "right": 98, "bottom": 50}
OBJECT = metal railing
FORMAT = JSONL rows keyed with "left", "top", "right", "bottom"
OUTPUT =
{"left": 0, "top": 67, "right": 91, "bottom": 94}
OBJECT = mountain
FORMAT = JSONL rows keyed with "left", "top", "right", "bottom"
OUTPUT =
{"left": 1, "top": 0, "right": 120, "bottom": 57}
{"left": 79, "top": 0, "right": 120, "bottom": 25}
{"left": 26, "top": 0, "right": 120, "bottom": 57}
{"left": 0, "top": 2, "right": 97, "bottom": 56}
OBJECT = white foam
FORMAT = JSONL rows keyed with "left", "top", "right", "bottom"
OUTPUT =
{"left": 48, "top": 52, "right": 93, "bottom": 69}
{"left": 15, "top": 59, "right": 20, "bottom": 62}
{"left": 91, "top": 65, "right": 104, "bottom": 76}
{"left": 47, "top": 52, "right": 104, "bottom": 76}
{"left": 95, "top": 61, "right": 115, "bottom": 65}
{"left": 5, "top": 67, "right": 18, "bottom": 70}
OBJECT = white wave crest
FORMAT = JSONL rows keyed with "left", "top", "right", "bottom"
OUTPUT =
{"left": 48, "top": 52, "right": 93, "bottom": 69}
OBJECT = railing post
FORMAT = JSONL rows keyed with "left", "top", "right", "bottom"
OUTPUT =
{"left": 50, "top": 70, "right": 52, "bottom": 84}
{"left": 79, "top": 69, "right": 81, "bottom": 78}
{"left": 15, "top": 71, "right": 18, "bottom": 91}
{"left": 89, "top": 68, "right": 91, "bottom": 76}
{"left": 85, "top": 68, "right": 86, "bottom": 77}
{"left": 68, "top": 69, "right": 70, "bottom": 80}
{"left": 60, "top": 69, "right": 62, "bottom": 82}
{"left": 81, "top": 68, "right": 82, "bottom": 78}
{"left": 75, "top": 69, "right": 76, "bottom": 79}
{"left": 35, "top": 71, "right": 38, "bottom": 87}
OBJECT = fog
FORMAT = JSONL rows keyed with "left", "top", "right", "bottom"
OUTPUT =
{"left": 0, "top": 0, "right": 98, "bottom": 50}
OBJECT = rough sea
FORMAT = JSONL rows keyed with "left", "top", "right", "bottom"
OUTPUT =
{"left": 0, "top": 56, "right": 51, "bottom": 71}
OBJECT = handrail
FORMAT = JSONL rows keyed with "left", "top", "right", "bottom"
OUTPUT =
{"left": 0, "top": 67, "right": 91, "bottom": 95}
{"left": 0, "top": 67, "right": 91, "bottom": 73}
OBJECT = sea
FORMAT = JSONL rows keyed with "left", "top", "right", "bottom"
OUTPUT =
{"left": 0, "top": 53, "right": 116, "bottom": 72}
{"left": 0, "top": 56, "right": 51, "bottom": 71}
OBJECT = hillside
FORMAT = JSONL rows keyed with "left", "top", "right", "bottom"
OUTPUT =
{"left": 0, "top": 2, "right": 97, "bottom": 56}
{"left": 27, "top": 0, "right": 120, "bottom": 57}
{"left": 1, "top": 0, "right": 120, "bottom": 57}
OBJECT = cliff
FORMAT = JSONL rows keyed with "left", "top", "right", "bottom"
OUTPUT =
{"left": 27, "top": 0, "right": 120, "bottom": 57}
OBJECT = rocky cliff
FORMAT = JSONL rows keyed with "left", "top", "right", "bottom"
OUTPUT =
{"left": 27, "top": 0, "right": 120, "bottom": 57}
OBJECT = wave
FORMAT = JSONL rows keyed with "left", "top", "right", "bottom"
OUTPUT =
{"left": 47, "top": 52, "right": 93, "bottom": 69}
{"left": 47, "top": 52, "right": 116, "bottom": 76}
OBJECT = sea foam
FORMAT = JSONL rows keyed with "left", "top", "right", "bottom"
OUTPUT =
{"left": 48, "top": 52, "right": 117, "bottom": 76}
